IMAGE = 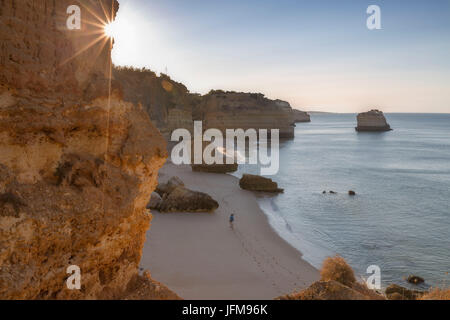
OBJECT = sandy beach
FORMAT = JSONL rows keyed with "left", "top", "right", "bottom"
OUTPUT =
{"left": 140, "top": 162, "right": 319, "bottom": 300}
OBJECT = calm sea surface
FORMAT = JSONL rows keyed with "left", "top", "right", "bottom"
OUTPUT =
{"left": 234, "top": 113, "right": 450, "bottom": 289}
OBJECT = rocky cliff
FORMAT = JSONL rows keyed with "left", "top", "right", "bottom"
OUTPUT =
{"left": 114, "top": 68, "right": 309, "bottom": 140}
{"left": 355, "top": 109, "right": 392, "bottom": 132}
{"left": 292, "top": 109, "right": 311, "bottom": 123}
{"left": 112, "top": 67, "right": 198, "bottom": 140}
{"left": 0, "top": 0, "right": 175, "bottom": 299}
{"left": 193, "top": 91, "right": 296, "bottom": 139}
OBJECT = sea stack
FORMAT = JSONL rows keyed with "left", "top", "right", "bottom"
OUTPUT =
{"left": 355, "top": 109, "right": 392, "bottom": 132}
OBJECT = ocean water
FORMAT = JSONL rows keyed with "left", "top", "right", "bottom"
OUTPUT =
{"left": 234, "top": 113, "right": 450, "bottom": 289}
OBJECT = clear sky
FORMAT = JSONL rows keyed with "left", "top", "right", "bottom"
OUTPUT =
{"left": 109, "top": 0, "right": 450, "bottom": 113}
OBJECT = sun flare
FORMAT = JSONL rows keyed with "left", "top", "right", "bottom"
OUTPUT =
{"left": 104, "top": 22, "right": 117, "bottom": 38}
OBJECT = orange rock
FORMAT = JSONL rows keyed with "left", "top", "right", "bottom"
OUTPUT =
{"left": 0, "top": 0, "right": 172, "bottom": 300}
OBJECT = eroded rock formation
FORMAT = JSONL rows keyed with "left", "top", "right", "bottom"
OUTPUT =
{"left": 195, "top": 91, "right": 296, "bottom": 139}
{"left": 114, "top": 67, "right": 302, "bottom": 141}
{"left": 355, "top": 109, "right": 392, "bottom": 132}
{"left": 292, "top": 109, "right": 311, "bottom": 123}
{"left": 112, "top": 67, "right": 198, "bottom": 140}
{"left": 0, "top": 0, "right": 173, "bottom": 299}
{"left": 239, "top": 174, "right": 284, "bottom": 193}
{"left": 155, "top": 177, "right": 219, "bottom": 212}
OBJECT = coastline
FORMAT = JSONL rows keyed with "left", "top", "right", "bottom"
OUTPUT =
{"left": 140, "top": 162, "right": 319, "bottom": 300}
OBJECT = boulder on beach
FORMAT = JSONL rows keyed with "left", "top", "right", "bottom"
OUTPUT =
{"left": 385, "top": 284, "right": 426, "bottom": 300}
{"left": 239, "top": 174, "right": 284, "bottom": 193}
{"left": 146, "top": 192, "right": 162, "bottom": 210}
{"left": 191, "top": 163, "right": 238, "bottom": 174}
{"left": 155, "top": 177, "right": 219, "bottom": 212}
{"left": 158, "top": 186, "right": 219, "bottom": 212}
{"left": 355, "top": 109, "right": 392, "bottom": 132}
{"left": 156, "top": 176, "right": 184, "bottom": 197}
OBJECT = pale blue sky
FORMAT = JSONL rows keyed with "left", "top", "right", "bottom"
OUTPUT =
{"left": 110, "top": 0, "right": 450, "bottom": 112}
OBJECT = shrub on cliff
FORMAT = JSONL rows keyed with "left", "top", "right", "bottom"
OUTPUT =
{"left": 277, "top": 256, "right": 384, "bottom": 300}
{"left": 320, "top": 255, "right": 356, "bottom": 287}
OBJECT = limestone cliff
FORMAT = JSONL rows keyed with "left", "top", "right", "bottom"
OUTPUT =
{"left": 114, "top": 68, "right": 304, "bottom": 140}
{"left": 0, "top": 0, "right": 175, "bottom": 299}
{"left": 112, "top": 67, "right": 198, "bottom": 140}
{"left": 194, "top": 91, "right": 296, "bottom": 139}
{"left": 292, "top": 109, "right": 311, "bottom": 123}
{"left": 355, "top": 109, "right": 392, "bottom": 132}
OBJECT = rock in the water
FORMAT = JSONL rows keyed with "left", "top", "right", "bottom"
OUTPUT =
{"left": 158, "top": 186, "right": 219, "bottom": 213}
{"left": 191, "top": 163, "right": 238, "bottom": 174}
{"left": 348, "top": 190, "right": 356, "bottom": 196}
{"left": 355, "top": 109, "right": 392, "bottom": 132}
{"left": 385, "top": 284, "right": 426, "bottom": 300}
{"left": 407, "top": 275, "right": 425, "bottom": 285}
{"left": 156, "top": 176, "right": 185, "bottom": 197}
{"left": 239, "top": 174, "right": 284, "bottom": 193}
{"left": 147, "top": 192, "right": 162, "bottom": 210}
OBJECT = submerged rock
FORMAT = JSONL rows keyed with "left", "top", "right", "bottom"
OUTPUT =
{"left": 239, "top": 174, "right": 284, "bottom": 193}
{"left": 355, "top": 109, "right": 392, "bottom": 132}
{"left": 407, "top": 275, "right": 425, "bottom": 285}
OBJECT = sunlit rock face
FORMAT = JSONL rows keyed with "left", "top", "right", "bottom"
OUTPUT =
{"left": 355, "top": 109, "right": 392, "bottom": 132}
{"left": 0, "top": 0, "right": 169, "bottom": 299}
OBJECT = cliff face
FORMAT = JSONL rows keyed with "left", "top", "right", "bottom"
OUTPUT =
{"left": 114, "top": 68, "right": 310, "bottom": 141}
{"left": 113, "top": 67, "right": 197, "bottom": 140}
{"left": 292, "top": 109, "right": 311, "bottom": 123}
{"left": 355, "top": 109, "right": 392, "bottom": 132}
{"left": 0, "top": 0, "right": 171, "bottom": 299}
{"left": 194, "top": 91, "right": 295, "bottom": 139}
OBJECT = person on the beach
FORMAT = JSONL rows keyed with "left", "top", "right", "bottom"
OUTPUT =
{"left": 229, "top": 214, "right": 235, "bottom": 228}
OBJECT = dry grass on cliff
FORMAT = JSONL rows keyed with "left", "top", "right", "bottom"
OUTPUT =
{"left": 420, "top": 288, "right": 450, "bottom": 300}
{"left": 320, "top": 255, "right": 356, "bottom": 287}
{"left": 278, "top": 255, "right": 385, "bottom": 300}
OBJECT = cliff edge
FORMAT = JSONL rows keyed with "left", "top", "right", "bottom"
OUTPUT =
{"left": 292, "top": 109, "right": 311, "bottom": 123}
{"left": 194, "top": 91, "right": 296, "bottom": 139}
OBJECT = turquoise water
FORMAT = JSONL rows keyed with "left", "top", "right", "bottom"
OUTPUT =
{"left": 235, "top": 113, "right": 450, "bottom": 289}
